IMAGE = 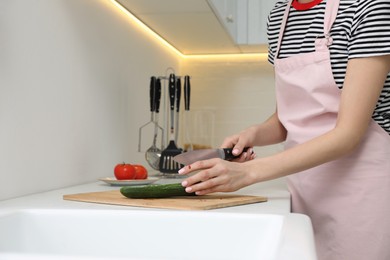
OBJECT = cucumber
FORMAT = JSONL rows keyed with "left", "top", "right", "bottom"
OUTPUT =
{"left": 120, "top": 183, "right": 196, "bottom": 199}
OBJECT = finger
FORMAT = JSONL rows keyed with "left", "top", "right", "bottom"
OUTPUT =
{"left": 194, "top": 185, "right": 221, "bottom": 195}
{"left": 232, "top": 142, "right": 250, "bottom": 156}
{"left": 250, "top": 151, "right": 257, "bottom": 160}
{"left": 178, "top": 158, "right": 217, "bottom": 176}
{"left": 236, "top": 152, "right": 249, "bottom": 162}
{"left": 220, "top": 135, "right": 239, "bottom": 149}
{"left": 182, "top": 169, "right": 217, "bottom": 189}
{"left": 190, "top": 172, "right": 233, "bottom": 195}
{"left": 195, "top": 181, "right": 234, "bottom": 195}
{"left": 178, "top": 164, "right": 193, "bottom": 175}
{"left": 180, "top": 159, "right": 221, "bottom": 185}
{"left": 246, "top": 148, "right": 256, "bottom": 160}
{"left": 231, "top": 147, "right": 254, "bottom": 162}
{"left": 184, "top": 172, "right": 225, "bottom": 194}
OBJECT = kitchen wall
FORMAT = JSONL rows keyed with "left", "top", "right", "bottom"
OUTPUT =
{"left": 180, "top": 56, "right": 283, "bottom": 157}
{"left": 0, "top": 1, "right": 284, "bottom": 201}
{"left": 0, "top": 0, "right": 180, "bottom": 200}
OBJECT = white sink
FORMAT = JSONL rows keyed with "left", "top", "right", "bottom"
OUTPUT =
{"left": 0, "top": 209, "right": 316, "bottom": 260}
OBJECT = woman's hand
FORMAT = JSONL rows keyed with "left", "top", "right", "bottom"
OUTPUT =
{"left": 221, "top": 113, "right": 287, "bottom": 161}
{"left": 179, "top": 159, "right": 256, "bottom": 195}
{"left": 177, "top": 128, "right": 258, "bottom": 195}
{"left": 220, "top": 129, "right": 258, "bottom": 162}
{"left": 178, "top": 112, "right": 286, "bottom": 195}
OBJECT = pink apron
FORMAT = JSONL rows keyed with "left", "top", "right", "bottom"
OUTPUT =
{"left": 274, "top": 0, "right": 390, "bottom": 259}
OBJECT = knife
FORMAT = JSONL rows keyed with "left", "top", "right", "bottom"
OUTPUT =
{"left": 173, "top": 147, "right": 249, "bottom": 166}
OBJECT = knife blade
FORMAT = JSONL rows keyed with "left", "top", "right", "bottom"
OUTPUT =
{"left": 173, "top": 147, "right": 249, "bottom": 166}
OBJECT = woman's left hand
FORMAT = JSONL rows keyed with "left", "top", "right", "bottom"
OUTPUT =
{"left": 178, "top": 158, "right": 255, "bottom": 195}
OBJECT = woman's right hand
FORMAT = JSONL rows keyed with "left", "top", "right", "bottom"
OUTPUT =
{"left": 221, "top": 127, "right": 258, "bottom": 162}
{"left": 221, "top": 112, "right": 287, "bottom": 162}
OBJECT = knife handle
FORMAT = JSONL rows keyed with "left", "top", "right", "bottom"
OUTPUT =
{"left": 155, "top": 78, "right": 162, "bottom": 113}
{"left": 184, "top": 75, "right": 190, "bottom": 111}
{"left": 169, "top": 74, "right": 176, "bottom": 111}
{"left": 223, "top": 147, "right": 250, "bottom": 161}
{"left": 176, "top": 77, "right": 181, "bottom": 112}
{"left": 149, "top": 76, "right": 156, "bottom": 112}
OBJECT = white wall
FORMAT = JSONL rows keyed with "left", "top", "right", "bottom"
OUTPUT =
{"left": 0, "top": 0, "right": 180, "bottom": 200}
{"left": 0, "top": 1, "right": 283, "bottom": 201}
{"left": 181, "top": 57, "right": 283, "bottom": 157}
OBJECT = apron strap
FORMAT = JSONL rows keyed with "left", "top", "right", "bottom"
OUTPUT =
{"left": 274, "top": 0, "right": 340, "bottom": 57}
{"left": 324, "top": 0, "right": 340, "bottom": 35}
{"left": 275, "top": 0, "right": 293, "bottom": 58}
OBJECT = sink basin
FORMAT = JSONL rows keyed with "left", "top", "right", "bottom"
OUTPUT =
{"left": 0, "top": 209, "right": 316, "bottom": 260}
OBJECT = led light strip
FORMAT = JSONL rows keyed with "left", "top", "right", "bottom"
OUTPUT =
{"left": 109, "top": 0, "right": 184, "bottom": 58}
{"left": 110, "top": 0, "right": 268, "bottom": 60}
{"left": 183, "top": 52, "right": 268, "bottom": 60}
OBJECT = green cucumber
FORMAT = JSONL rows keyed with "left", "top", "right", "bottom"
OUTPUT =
{"left": 120, "top": 183, "right": 196, "bottom": 199}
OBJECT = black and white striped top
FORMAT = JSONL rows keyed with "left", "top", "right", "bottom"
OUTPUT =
{"left": 267, "top": 0, "right": 390, "bottom": 134}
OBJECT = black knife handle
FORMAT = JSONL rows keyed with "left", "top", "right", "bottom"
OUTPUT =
{"left": 169, "top": 74, "right": 176, "bottom": 111}
{"left": 155, "top": 78, "right": 162, "bottom": 113}
{"left": 176, "top": 78, "right": 181, "bottom": 112}
{"left": 149, "top": 76, "right": 156, "bottom": 112}
{"left": 223, "top": 147, "right": 250, "bottom": 161}
{"left": 184, "top": 75, "right": 190, "bottom": 111}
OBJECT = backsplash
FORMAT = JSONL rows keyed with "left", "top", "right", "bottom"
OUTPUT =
{"left": 181, "top": 57, "right": 283, "bottom": 158}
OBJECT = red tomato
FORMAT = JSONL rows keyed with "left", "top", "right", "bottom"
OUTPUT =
{"left": 114, "top": 163, "right": 136, "bottom": 180}
{"left": 133, "top": 164, "right": 148, "bottom": 179}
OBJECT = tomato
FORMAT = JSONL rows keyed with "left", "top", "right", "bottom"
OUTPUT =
{"left": 114, "top": 163, "right": 136, "bottom": 180}
{"left": 133, "top": 164, "right": 148, "bottom": 179}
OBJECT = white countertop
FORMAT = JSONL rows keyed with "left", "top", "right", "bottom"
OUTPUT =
{"left": 0, "top": 177, "right": 290, "bottom": 214}
{"left": 0, "top": 178, "right": 317, "bottom": 260}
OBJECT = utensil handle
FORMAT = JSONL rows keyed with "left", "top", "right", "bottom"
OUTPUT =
{"left": 184, "top": 75, "right": 190, "bottom": 111}
{"left": 176, "top": 78, "right": 181, "bottom": 112}
{"left": 223, "top": 147, "right": 250, "bottom": 160}
{"left": 149, "top": 76, "right": 156, "bottom": 112}
{"left": 169, "top": 74, "right": 176, "bottom": 111}
{"left": 155, "top": 78, "right": 162, "bottom": 113}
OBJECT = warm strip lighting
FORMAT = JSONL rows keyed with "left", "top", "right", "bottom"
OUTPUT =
{"left": 183, "top": 53, "right": 268, "bottom": 61}
{"left": 109, "top": 0, "right": 184, "bottom": 58}
{"left": 110, "top": 0, "right": 268, "bottom": 61}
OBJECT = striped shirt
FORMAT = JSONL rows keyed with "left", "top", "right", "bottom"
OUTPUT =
{"left": 267, "top": 0, "right": 390, "bottom": 134}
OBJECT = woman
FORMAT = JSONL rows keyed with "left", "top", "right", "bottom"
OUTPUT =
{"left": 179, "top": 0, "right": 390, "bottom": 259}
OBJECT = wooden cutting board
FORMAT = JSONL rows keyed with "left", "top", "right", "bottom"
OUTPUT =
{"left": 63, "top": 190, "right": 267, "bottom": 210}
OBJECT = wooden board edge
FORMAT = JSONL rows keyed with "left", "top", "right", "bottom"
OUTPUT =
{"left": 63, "top": 192, "right": 268, "bottom": 211}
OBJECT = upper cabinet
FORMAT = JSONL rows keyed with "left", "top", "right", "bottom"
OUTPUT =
{"left": 207, "top": 0, "right": 278, "bottom": 45}
{"left": 116, "top": 0, "right": 275, "bottom": 54}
